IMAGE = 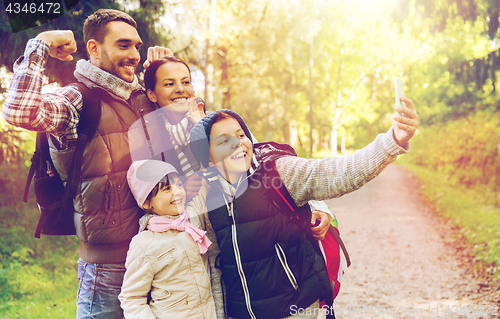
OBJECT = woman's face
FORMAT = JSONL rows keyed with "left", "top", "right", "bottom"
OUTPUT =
{"left": 146, "top": 62, "right": 194, "bottom": 122}
{"left": 209, "top": 117, "right": 253, "bottom": 183}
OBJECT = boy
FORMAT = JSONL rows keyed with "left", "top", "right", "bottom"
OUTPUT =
{"left": 188, "top": 103, "right": 418, "bottom": 318}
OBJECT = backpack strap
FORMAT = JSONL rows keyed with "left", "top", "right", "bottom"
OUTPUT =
{"left": 256, "top": 142, "right": 351, "bottom": 265}
{"left": 255, "top": 142, "right": 312, "bottom": 232}
{"left": 63, "top": 83, "right": 101, "bottom": 203}
{"left": 329, "top": 224, "right": 351, "bottom": 267}
{"left": 23, "top": 134, "right": 43, "bottom": 203}
{"left": 269, "top": 175, "right": 351, "bottom": 267}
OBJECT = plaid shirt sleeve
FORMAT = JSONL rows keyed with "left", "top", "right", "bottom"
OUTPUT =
{"left": 2, "top": 39, "right": 82, "bottom": 141}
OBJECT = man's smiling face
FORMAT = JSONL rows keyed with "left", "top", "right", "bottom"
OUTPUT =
{"left": 96, "top": 21, "right": 142, "bottom": 83}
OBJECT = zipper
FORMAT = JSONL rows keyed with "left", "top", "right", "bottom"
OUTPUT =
{"left": 105, "top": 180, "right": 111, "bottom": 210}
{"left": 152, "top": 289, "right": 171, "bottom": 302}
{"left": 138, "top": 108, "right": 154, "bottom": 158}
{"left": 222, "top": 193, "right": 256, "bottom": 319}
{"left": 158, "top": 247, "right": 175, "bottom": 260}
{"left": 45, "top": 160, "right": 55, "bottom": 177}
{"left": 162, "top": 295, "right": 188, "bottom": 310}
{"left": 275, "top": 243, "right": 299, "bottom": 291}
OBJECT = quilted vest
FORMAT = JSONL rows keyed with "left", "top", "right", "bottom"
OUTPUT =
{"left": 49, "top": 87, "right": 157, "bottom": 263}
{"left": 205, "top": 143, "right": 332, "bottom": 319}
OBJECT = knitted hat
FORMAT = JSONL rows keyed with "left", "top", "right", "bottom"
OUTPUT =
{"left": 189, "top": 109, "right": 253, "bottom": 167}
{"left": 127, "top": 160, "right": 179, "bottom": 207}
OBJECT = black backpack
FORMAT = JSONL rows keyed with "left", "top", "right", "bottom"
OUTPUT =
{"left": 23, "top": 83, "right": 101, "bottom": 238}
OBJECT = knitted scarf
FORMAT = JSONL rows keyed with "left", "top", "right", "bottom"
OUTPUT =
{"left": 74, "top": 60, "right": 143, "bottom": 100}
{"left": 147, "top": 211, "right": 212, "bottom": 254}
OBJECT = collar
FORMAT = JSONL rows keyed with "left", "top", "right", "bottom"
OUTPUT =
{"left": 201, "top": 149, "right": 260, "bottom": 197}
{"left": 74, "top": 60, "right": 142, "bottom": 101}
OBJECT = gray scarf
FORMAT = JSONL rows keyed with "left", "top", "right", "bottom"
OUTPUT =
{"left": 74, "top": 60, "right": 143, "bottom": 100}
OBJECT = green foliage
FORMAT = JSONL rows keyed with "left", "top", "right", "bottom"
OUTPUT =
{"left": 0, "top": 0, "right": 173, "bottom": 86}
{"left": 0, "top": 118, "right": 35, "bottom": 206}
{"left": 0, "top": 191, "right": 80, "bottom": 317}
{"left": 407, "top": 111, "right": 500, "bottom": 191}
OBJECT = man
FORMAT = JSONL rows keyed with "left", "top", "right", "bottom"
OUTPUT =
{"left": 2, "top": 9, "right": 163, "bottom": 318}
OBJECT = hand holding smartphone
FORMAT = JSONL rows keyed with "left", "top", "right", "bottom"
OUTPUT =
{"left": 394, "top": 78, "right": 406, "bottom": 116}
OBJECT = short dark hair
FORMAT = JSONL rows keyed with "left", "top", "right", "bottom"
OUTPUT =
{"left": 144, "top": 56, "right": 192, "bottom": 92}
{"left": 83, "top": 9, "right": 137, "bottom": 45}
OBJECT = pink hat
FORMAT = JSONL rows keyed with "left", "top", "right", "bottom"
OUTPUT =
{"left": 127, "top": 160, "right": 179, "bottom": 207}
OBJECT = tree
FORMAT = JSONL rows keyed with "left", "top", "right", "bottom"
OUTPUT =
{"left": 0, "top": 0, "right": 172, "bottom": 86}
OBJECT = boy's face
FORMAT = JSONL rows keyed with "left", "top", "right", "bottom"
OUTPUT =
{"left": 146, "top": 175, "right": 186, "bottom": 216}
{"left": 209, "top": 117, "right": 253, "bottom": 183}
{"left": 146, "top": 62, "right": 194, "bottom": 120}
{"left": 94, "top": 21, "right": 142, "bottom": 83}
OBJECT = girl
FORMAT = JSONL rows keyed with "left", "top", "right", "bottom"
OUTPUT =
{"left": 119, "top": 159, "right": 216, "bottom": 319}
{"left": 188, "top": 101, "right": 418, "bottom": 318}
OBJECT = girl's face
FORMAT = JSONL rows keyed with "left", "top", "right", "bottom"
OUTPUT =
{"left": 209, "top": 117, "right": 253, "bottom": 183}
{"left": 146, "top": 62, "right": 194, "bottom": 123}
{"left": 146, "top": 175, "right": 186, "bottom": 216}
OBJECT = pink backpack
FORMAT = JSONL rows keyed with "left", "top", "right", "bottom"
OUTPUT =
{"left": 319, "top": 218, "right": 351, "bottom": 300}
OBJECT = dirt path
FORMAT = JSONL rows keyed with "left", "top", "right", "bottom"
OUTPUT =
{"left": 321, "top": 164, "right": 499, "bottom": 319}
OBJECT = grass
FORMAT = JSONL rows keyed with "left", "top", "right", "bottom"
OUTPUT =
{"left": 0, "top": 270, "right": 78, "bottom": 319}
{"left": 0, "top": 205, "right": 80, "bottom": 318}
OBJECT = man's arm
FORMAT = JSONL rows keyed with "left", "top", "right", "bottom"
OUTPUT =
{"left": 2, "top": 32, "right": 81, "bottom": 139}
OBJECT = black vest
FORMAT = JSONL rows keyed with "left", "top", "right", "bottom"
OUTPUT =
{"left": 205, "top": 142, "right": 331, "bottom": 319}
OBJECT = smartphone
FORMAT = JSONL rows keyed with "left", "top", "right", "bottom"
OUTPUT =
{"left": 394, "top": 78, "right": 405, "bottom": 116}
{"left": 196, "top": 97, "right": 206, "bottom": 113}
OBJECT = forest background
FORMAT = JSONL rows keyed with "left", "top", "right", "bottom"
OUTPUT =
{"left": 0, "top": 0, "right": 499, "bottom": 317}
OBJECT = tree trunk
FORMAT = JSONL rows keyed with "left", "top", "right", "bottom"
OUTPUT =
{"left": 308, "top": 40, "right": 314, "bottom": 157}
{"left": 204, "top": 0, "right": 216, "bottom": 111}
{"left": 219, "top": 48, "right": 230, "bottom": 109}
{"left": 330, "top": 56, "right": 343, "bottom": 155}
{"left": 330, "top": 127, "right": 338, "bottom": 154}
{"left": 367, "top": 73, "right": 376, "bottom": 144}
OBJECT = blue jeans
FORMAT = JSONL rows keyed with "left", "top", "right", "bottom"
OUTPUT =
{"left": 76, "top": 259, "right": 126, "bottom": 319}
